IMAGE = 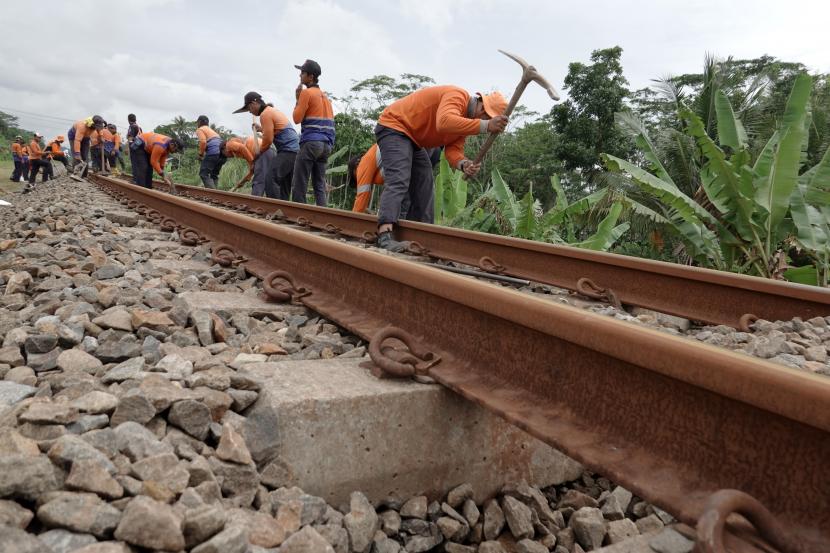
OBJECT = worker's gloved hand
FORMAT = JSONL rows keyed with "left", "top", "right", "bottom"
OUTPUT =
{"left": 487, "top": 115, "right": 509, "bottom": 134}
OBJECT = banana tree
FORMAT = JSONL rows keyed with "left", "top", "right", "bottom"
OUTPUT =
{"left": 604, "top": 73, "right": 830, "bottom": 281}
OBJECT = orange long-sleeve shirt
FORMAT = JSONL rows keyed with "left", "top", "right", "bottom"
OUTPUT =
{"left": 72, "top": 119, "right": 100, "bottom": 153}
{"left": 113, "top": 133, "right": 121, "bottom": 151}
{"left": 258, "top": 106, "right": 292, "bottom": 154}
{"left": 47, "top": 141, "right": 63, "bottom": 157}
{"left": 377, "top": 85, "right": 481, "bottom": 168}
{"left": 28, "top": 140, "right": 44, "bottom": 160}
{"left": 353, "top": 144, "right": 384, "bottom": 213}
{"left": 138, "top": 132, "right": 172, "bottom": 175}
{"left": 292, "top": 87, "right": 334, "bottom": 124}
{"left": 11, "top": 143, "right": 23, "bottom": 159}
{"left": 196, "top": 125, "right": 220, "bottom": 156}
{"left": 223, "top": 137, "right": 255, "bottom": 182}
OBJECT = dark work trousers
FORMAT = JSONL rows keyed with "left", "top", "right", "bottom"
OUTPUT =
{"left": 251, "top": 148, "right": 277, "bottom": 197}
{"left": 291, "top": 141, "right": 330, "bottom": 205}
{"left": 274, "top": 151, "right": 297, "bottom": 200}
{"left": 28, "top": 159, "right": 50, "bottom": 184}
{"left": 128, "top": 146, "right": 141, "bottom": 183}
{"left": 11, "top": 159, "right": 23, "bottom": 181}
{"left": 199, "top": 154, "right": 225, "bottom": 189}
{"left": 20, "top": 159, "right": 29, "bottom": 182}
{"left": 375, "top": 125, "right": 434, "bottom": 225}
{"left": 43, "top": 160, "right": 54, "bottom": 180}
{"left": 70, "top": 138, "right": 91, "bottom": 177}
{"left": 90, "top": 145, "right": 104, "bottom": 172}
{"left": 130, "top": 147, "right": 153, "bottom": 188}
{"left": 53, "top": 155, "right": 69, "bottom": 169}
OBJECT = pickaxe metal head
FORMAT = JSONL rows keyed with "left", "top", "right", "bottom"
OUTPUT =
{"left": 498, "top": 49, "right": 560, "bottom": 101}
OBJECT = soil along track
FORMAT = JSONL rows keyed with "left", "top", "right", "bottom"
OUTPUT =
{"left": 90, "top": 175, "right": 830, "bottom": 552}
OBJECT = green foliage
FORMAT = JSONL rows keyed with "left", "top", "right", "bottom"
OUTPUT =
{"left": 550, "top": 47, "right": 634, "bottom": 182}
{"left": 434, "top": 153, "right": 467, "bottom": 224}
{"left": 606, "top": 73, "right": 830, "bottom": 281}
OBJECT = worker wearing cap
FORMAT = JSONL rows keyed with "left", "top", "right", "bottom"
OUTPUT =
{"left": 46, "top": 136, "right": 68, "bottom": 168}
{"left": 221, "top": 136, "right": 256, "bottom": 191}
{"left": 232, "top": 92, "right": 299, "bottom": 199}
{"left": 25, "top": 133, "right": 50, "bottom": 189}
{"left": 130, "top": 131, "right": 183, "bottom": 189}
{"left": 196, "top": 115, "right": 225, "bottom": 189}
{"left": 126, "top": 114, "right": 143, "bottom": 181}
{"left": 372, "top": 86, "right": 508, "bottom": 251}
{"left": 291, "top": 59, "right": 335, "bottom": 206}
{"left": 10, "top": 136, "right": 25, "bottom": 182}
{"left": 67, "top": 115, "right": 104, "bottom": 177}
{"left": 103, "top": 124, "right": 124, "bottom": 175}
{"left": 348, "top": 144, "right": 442, "bottom": 214}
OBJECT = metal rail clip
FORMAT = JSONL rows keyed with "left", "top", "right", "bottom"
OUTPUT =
{"left": 576, "top": 277, "right": 623, "bottom": 310}
{"left": 262, "top": 270, "right": 311, "bottom": 304}
{"left": 695, "top": 489, "right": 801, "bottom": 553}
{"left": 211, "top": 244, "right": 248, "bottom": 267}
{"left": 478, "top": 256, "right": 506, "bottom": 274}
{"left": 179, "top": 228, "right": 206, "bottom": 246}
{"left": 368, "top": 326, "right": 441, "bottom": 379}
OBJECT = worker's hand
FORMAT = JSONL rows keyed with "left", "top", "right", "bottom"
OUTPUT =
{"left": 198, "top": 154, "right": 204, "bottom": 161}
{"left": 462, "top": 161, "right": 482, "bottom": 178}
{"left": 252, "top": 122, "right": 262, "bottom": 132}
{"left": 486, "top": 115, "right": 509, "bottom": 134}
{"left": 295, "top": 82, "right": 304, "bottom": 100}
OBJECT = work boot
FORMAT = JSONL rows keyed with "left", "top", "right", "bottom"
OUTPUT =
{"left": 376, "top": 231, "right": 408, "bottom": 253}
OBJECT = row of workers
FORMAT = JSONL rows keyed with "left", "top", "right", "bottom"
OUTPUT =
{"left": 9, "top": 134, "right": 70, "bottom": 187}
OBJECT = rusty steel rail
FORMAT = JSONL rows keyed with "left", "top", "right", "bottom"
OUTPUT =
{"left": 141, "top": 178, "right": 830, "bottom": 330}
{"left": 93, "top": 175, "right": 830, "bottom": 552}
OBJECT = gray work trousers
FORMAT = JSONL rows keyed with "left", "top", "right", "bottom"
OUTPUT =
{"left": 374, "top": 125, "right": 434, "bottom": 225}
{"left": 252, "top": 147, "right": 277, "bottom": 197}
{"left": 291, "top": 141, "right": 330, "bottom": 206}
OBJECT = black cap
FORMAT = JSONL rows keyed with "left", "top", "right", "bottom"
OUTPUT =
{"left": 92, "top": 115, "right": 105, "bottom": 127}
{"left": 294, "top": 59, "right": 321, "bottom": 77}
{"left": 233, "top": 91, "right": 262, "bottom": 114}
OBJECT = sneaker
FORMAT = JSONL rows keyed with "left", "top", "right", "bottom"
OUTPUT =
{"left": 376, "top": 231, "right": 408, "bottom": 253}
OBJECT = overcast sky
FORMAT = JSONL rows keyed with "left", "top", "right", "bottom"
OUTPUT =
{"left": 1, "top": 0, "right": 828, "bottom": 140}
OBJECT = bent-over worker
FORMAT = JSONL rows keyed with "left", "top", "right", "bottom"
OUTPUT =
{"left": 130, "top": 131, "right": 183, "bottom": 189}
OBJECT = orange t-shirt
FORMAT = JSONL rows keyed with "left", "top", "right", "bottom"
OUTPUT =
{"left": 377, "top": 85, "right": 480, "bottom": 168}
{"left": 137, "top": 132, "right": 172, "bottom": 175}
{"left": 352, "top": 144, "right": 384, "bottom": 213}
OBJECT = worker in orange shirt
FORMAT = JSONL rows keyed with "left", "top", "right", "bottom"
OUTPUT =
{"left": 221, "top": 136, "right": 256, "bottom": 190}
{"left": 196, "top": 115, "right": 225, "bottom": 189}
{"left": 129, "top": 131, "right": 184, "bottom": 189}
{"left": 291, "top": 60, "right": 334, "bottom": 205}
{"left": 372, "top": 86, "right": 508, "bottom": 251}
{"left": 68, "top": 115, "right": 104, "bottom": 177}
{"left": 103, "top": 124, "right": 124, "bottom": 174}
{"left": 348, "top": 144, "right": 441, "bottom": 214}
{"left": 10, "top": 136, "right": 25, "bottom": 182}
{"left": 24, "top": 133, "right": 50, "bottom": 189}
{"left": 90, "top": 126, "right": 105, "bottom": 173}
{"left": 46, "top": 136, "right": 68, "bottom": 168}
{"left": 232, "top": 92, "right": 299, "bottom": 199}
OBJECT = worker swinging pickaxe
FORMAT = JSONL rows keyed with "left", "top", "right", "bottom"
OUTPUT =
{"left": 464, "top": 49, "right": 560, "bottom": 179}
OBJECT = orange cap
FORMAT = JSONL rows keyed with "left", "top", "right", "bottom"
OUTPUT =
{"left": 56, "top": 135, "right": 65, "bottom": 142}
{"left": 480, "top": 91, "right": 508, "bottom": 118}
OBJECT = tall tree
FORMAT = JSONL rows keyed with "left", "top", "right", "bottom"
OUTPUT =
{"left": 551, "top": 47, "right": 633, "bottom": 185}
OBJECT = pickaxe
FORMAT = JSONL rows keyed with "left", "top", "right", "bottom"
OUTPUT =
{"left": 467, "top": 50, "right": 560, "bottom": 175}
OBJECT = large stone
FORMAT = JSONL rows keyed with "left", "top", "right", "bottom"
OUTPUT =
{"left": 502, "top": 496, "right": 534, "bottom": 540}
{"left": 0, "top": 428, "right": 40, "bottom": 457}
{"left": 517, "top": 539, "right": 548, "bottom": 553}
{"left": 110, "top": 391, "right": 156, "bottom": 426}
{"left": 26, "top": 347, "right": 61, "bottom": 371}
{"left": 65, "top": 458, "right": 124, "bottom": 499}
{"left": 606, "top": 518, "right": 639, "bottom": 544}
{"left": 48, "top": 435, "right": 116, "bottom": 474}
{"left": 38, "top": 528, "right": 97, "bottom": 553}
{"left": 113, "top": 421, "right": 174, "bottom": 460}
{"left": 92, "top": 309, "right": 133, "bottom": 332}
{"left": 57, "top": 349, "right": 103, "bottom": 373}
{"left": 168, "top": 399, "right": 212, "bottom": 440}
{"left": 649, "top": 528, "right": 694, "bottom": 553}
{"left": 0, "top": 525, "right": 44, "bottom": 553}
{"left": 0, "top": 499, "right": 34, "bottom": 528}
{"left": 24, "top": 333, "right": 58, "bottom": 354}
{"left": 245, "top": 359, "right": 581, "bottom": 505}
{"left": 130, "top": 308, "right": 174, "bottom": 329}
{"left": 0, "top": 454, "right": 60, "bottom": 499}
{"left": 400, "top": 495, "right": 428, "bottom": 519}
{"left": 37, "top": 492, "right": 122, "bottom": 538}
{"left": 114, "top": 496, "right": 185, "bottom": 550}
{"left": 569, "top": 507, "right": 606, "bottom": 550}
{"left": 280, "top": 525, "right": 336, "bottom": 553}
{"left": 482, "top": 499, "right": 505, "bottom": 541}
{"left": 71, "top": 391, "right": 118, "bottom": 414}
{"left": 72, "top": 543, "right": 132, "bottom": 553}
{"left": 344, "top": 491, "right": 378, "bottom": 553}
{"left": 130, "top": 452, "right": 190, "bottom": 495}
{"left": 184, "top": 505, "right": 226, "bottom": 548}
{"left": 100, "top": 357, "right": 146, "bottom": 384}
{"left": 208, "top": 457, "right": 260, "bottom": 507}
{"left": 216, "top": 422, "right": 254, "bottom": 465}
{"left": 0, "top": 381, "right": 36, "bottom": 406}
{"left": 0, "top": 346, "right": 25, "bottom": 368}
{"left": 20, "top": 401, "right": 79, "bottom": 424}
{"left": 191, "top": 525, "right": 248, "bottom": 553}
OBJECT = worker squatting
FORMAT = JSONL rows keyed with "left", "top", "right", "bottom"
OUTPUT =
{"left": 10, "top": 59, "right": 508, "bottom": 251}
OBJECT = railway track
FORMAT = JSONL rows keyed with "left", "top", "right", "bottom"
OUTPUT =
{"left": 91, "top": 175, "right": 830, "bottom": 553}
{"left": 140, "top": 178, "right": 830, "bottom": 330}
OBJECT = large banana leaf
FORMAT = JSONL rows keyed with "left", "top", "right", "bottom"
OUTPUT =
{"left": 615, "top": 111, "right": 676, "bottom": 185}
{"left": 790, "top": 183, "right": 829, "bottom": 253}
{"left": 542, "top": 187, "right": 609, "bottom": 226}
{"left": 756, "top": 73, "right": 812, "bottom": 247}
{"left": 573, "top": 202, "right": 629, "bottom": 251}
{"left": 490, "top": 169, "right": 518, "bottom": 228}
{"left": 515, "top": 188, "right": 540, "bottom": 239}
{"left": 714, "top": 89, "right": 748, "bottom": 150}
{"left": 434, "top": 155, "right": 447, "bottom": 223}
{"left": 752, "top": 130, "right": 779, "bottom": 177}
